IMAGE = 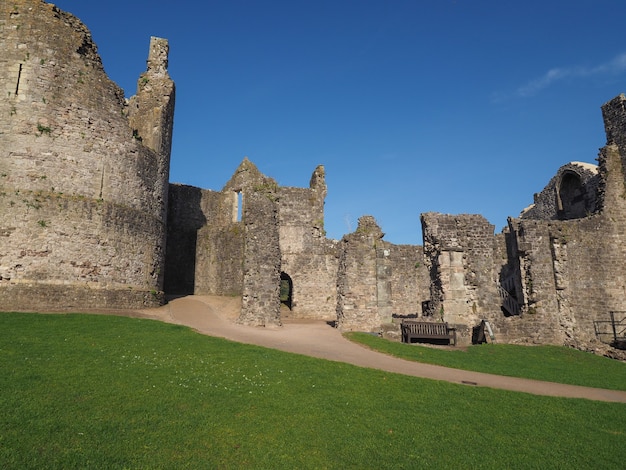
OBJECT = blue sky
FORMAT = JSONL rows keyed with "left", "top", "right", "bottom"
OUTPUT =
{"left": 53, "top": 0, "right": 626, "bottom": 244}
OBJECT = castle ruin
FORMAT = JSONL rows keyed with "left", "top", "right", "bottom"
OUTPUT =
{"left": 2, "top": 1, "right": 625, "bottom": 356}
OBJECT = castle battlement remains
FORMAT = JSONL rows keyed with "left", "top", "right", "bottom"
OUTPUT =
{"left": 2, "top": 1, "right": 625, "bottom": 358}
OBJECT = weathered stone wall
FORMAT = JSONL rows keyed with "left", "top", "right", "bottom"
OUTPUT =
{"left": 421, "top": 202, "right": 624, "bottom": 348}
{"left": 7, "top": 2, "right": 626, "bottom": 357}
{"left": 496, "top": 219, "right": 563, "bottom": 344}
{"left": 520, "top": 162, "right": 599, "bottom": 221}
{"left": 490, "top": 98, "right": 626, "bottom": 349}
{"left": 165, "top": 184, "right": 212, "bottom": 295}
{"left": 336, "top": 216, "right": 387, "bottom": 331}
{"left": 195, "top": 220, "right": 245, "bottom": 297}
{"left": 240, "top": 183, "right": 281, "bottom": 326}
{"left": 187, "top": 186, "right": 244, "bottom": 298}
{"left": 0, "top": 0, "right": 173, "bottom": 309}
{"left": 550, "top": 217, "right": 615, "bottom": 345}
{"left": 601, "top": 93, "right": 626, "bottom": 150}
{"left": 334, "top": 218, "right": 432, "bottom": 331}
{"left": 500, "top": 212, "right": 623, "bottom": 347}
{"left": 127, "top": 36, "right": 175, "bottom": 225}
{"left": 278, "top": 166, "right": 338, "bottom": 320}
{"left": 167, "top": 160, "right": 339, "bottom": 324}
{"left": 215, "top": 159, "right": 281, "bottom": 326}
{"left": 383, "top": 243, "right": 429, "bottom": 316}
{"left": 421, "top": 213, "right": 500, "bottom": 343}
{"left": 279, "top": 239, "right": 339, "bottom": 320}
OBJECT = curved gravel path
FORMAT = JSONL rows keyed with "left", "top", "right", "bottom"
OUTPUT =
{"left": 135, "top": 295, "right": 626, "bottom": 403}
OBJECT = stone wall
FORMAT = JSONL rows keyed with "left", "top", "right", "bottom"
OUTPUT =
{"left": 166, "top": 160, "right": 338, "bottom": 325}
{"left": 195, "top": 219, "right": 245, "bottom": 297}
{"left": 384, "top": 243, "right": 430, "bottom": 316}
{"left": 0, "top": 0, "right": 173, "bottom": 310}
{"left": 520, "top": 162, "right": 599, "bottom": 221}
{"left": 165, "top": 184, "right": 211, "bottom": 295}
{"left": 166, "top": 157, "right": 428, "bottom": 328}
{"left": 6, "top": 1, "right": 626, "bottom": 356}
{"left": 127, "top": 36, "right": 175, "bottom": 225}
{"left": 497, "top": 219, "right": 563, "bottom": 343}
{"left": 232, "top": 162, "right": 282, "bottom": 326}
{"left": 474, "top": 96, "right": 626, "bottom": 350}
{"left": 192, "top": 188, "right": 244, "bottom": 298}
{"left": 278, "top": 166, "right": 338, "bottom": 320}
{"left": 421, "top": 213, "right": 501, "bottom": 344}
{"left": 336, "top": 216, "right": 383, "bottom": 331}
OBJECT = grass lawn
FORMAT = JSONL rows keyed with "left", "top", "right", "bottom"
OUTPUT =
{"left": 1, "top": 312, "right": 625, "bottom": 469}
{"left": 345, "top": 332, "right": 626, "bottom": 391}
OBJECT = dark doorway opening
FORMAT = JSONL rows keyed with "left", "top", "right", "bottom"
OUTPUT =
{"left": 280, "top": 272, "right": 293, "bottom": 310}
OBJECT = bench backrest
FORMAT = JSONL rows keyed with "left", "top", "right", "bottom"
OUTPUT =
{"left": 402, "top": 321, "right": 449, "bottom": 335}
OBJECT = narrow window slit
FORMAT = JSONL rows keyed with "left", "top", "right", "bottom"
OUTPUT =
{"left": 237, "top": 191, "right": 243, "bottom": 222}
{"left": 15, "top": 63, "right": 23, "bottom": 95}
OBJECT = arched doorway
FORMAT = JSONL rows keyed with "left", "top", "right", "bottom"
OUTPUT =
{"left": 280, "top": 272, "right": 293, "bottom": 310}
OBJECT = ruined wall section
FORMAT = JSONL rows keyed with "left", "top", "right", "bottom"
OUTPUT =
{"left": 495, "top": 96, "right": 626, "bottom": 348}
{"left": 0, "top": 1, "right": 173, "bottom": 309}
{"left": 546, "top": 137, "right": 626, "bottom": 347}
{"left": 551, "top": 217, "right": 616, "bottom": 346}
{"left": 503, "top": 212, "right": 625, "bottom": 347}
{"left": 590, "top": 100, "right": 626, "bottom": 341}
{"left": 220, "top": 159, "right": 281, "bottom": 326}
{"left": 167, "top": 181, "right": 246, "bottom": 298}
{"left": 127, "top": 36, "right": 175, "bottom": 224}
{"left": 421, "top": 213, "right": 500, "bottom": 343}
{"left": 278, "top": 165, "right": 338, "bottom": 320}
{"left": 496, "top": 99, "right": 626, "bottom": 346}
{"left": 383, "top": 243, "right": 429, "bottom": 316}
{"left": 520, "top": 162, "right": 599, "bottom": 221}
{"left": 193, "top": 189, "right": 244, "bottom": 298}
{"left": 600, "top": 95, "right": 626, "bottom": 219}
{"left": 240, "top": 180, "right": 281, "bottom": 326}
{"left": 336, "top": 216, "right": 387, "bottom": 331}
{"left": 601, "top": 94, "right": 626, "bottom": 155}
{"left": 166, "top": 168, "right": 248, "bottom": 299}
{"left": 498, "top": 219, "right": 563, "bottom": 344}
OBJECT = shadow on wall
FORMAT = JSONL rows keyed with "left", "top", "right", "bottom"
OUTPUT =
{"left": 164, "top": 185, "right": 207, "bottom": 295}
{"left": 558, "top": 171, "right": 588, "bottom": 220}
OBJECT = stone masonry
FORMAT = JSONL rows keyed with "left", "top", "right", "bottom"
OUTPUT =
{"left": 0, "top": 0, "right": 174, "bottom": 310}
{"left": 3, "top": 1, "right": 626, "bottom": 357}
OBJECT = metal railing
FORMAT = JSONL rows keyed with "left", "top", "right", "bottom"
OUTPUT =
{"left": 497, "top": 277, "right": 521, "bottom": 316}
{"left": 593, "top": 311, "right": 626, "bottom": 347}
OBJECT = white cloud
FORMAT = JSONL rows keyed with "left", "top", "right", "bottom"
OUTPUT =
{"left": 514, "top": 52, "right": 626, "bottom": 98}
{"left": 589, "top": 52, "right": 626, "bottom": 75}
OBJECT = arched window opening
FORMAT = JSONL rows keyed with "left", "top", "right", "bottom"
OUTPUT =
{"left": 558, "top": 172, "right": 586, "bottom": 220}
{"left": 280, "top": 272, "right": 293, "bottom": 310}
{"left": 232, "top": 190, "right": 243, "bottom": 223}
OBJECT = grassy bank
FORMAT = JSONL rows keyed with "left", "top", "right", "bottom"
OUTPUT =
{"left": 1, "top": 312, "right": 625, "bottom": 469}
{"left": 345, "top": 332, "right": 626, "bottom": 391}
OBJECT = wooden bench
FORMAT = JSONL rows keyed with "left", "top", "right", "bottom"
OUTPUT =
{"left": 401, "top": 320, "right": 457, "bottom": 346}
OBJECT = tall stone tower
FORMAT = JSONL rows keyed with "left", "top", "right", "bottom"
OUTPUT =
{"left": 128, "top": 36, "right": 176, "bottom": 215}
{"left": 0, "top": 0, "right": 175, "bottom": 310}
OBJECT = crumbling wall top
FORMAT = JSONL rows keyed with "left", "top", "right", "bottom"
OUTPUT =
{"left": 602, "top": 93, "right": 626, "bottom": 146}
{"left": 147, "top": 37, "right": 170, "bottom": 76}
{"left": 520, "top": 162, "right": 599, "bottom": 221}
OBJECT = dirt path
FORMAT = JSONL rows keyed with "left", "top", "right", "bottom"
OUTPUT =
{"left": 132, "top": 295, "right": 626, "bottom": 403}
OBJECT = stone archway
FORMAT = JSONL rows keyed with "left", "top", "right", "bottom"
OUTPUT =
{"left": 557, "top": 171, "right": 586, "bottom": 220}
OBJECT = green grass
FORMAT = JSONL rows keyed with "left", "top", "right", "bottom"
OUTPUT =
{"left": 1, "top": 312, "right": 625, "bottom": 469}
{"left": 345, "top": 332, "right": 626, "bottom": 391}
